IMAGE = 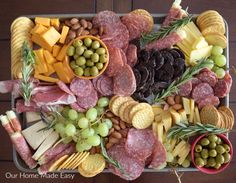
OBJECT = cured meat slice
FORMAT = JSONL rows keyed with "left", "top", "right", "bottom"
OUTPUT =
{"left": 97, "top": 75, "right": 113, "bottom": 96}
{"left": 70, "top": 78, "right": 93, "bottom": 97}
{"left": 56, "top": 81, "right": 74, "bottom": 96}
{"left": 192, "top": 83, "right": 213, "bottom": 102}
{"left": 178, "top": 80, "right": 192, "bottom": 97}
{"left": 16, "top": 99, "right": 39, "bottom": 113}
{"left": 107, "top": 143, "right": 145, "bottom": 180}
{"left": 70, "top": 102, "right": 86, "bottom": 112}
{"left": 125, "top": 128, "right": 155, "bottom": 161}
{"left": 126, "top": 44, "right": 137, "bottom": 67}
{"left": 148, "top": 139, "right": 167, "bottom": 169}
{"left": 77, "top": 87, "right": 98, "bottom": 109}
{"left": 197, "top": 95, "right": 220, "bottom": 109}
{"left": 191, "top": 78, "right": 202, "bottom": 89}
{"left": 214, "top": 79, "right": 228, "bottom": 98}
{"left": 224, "top": 72, "right": 232, "bottom": 94}
{"left": 197, "top": 70, "right": 218, "bottom": 87}
{"left": 113, "top": 64, "right": 136, "bottom": 96}
{"left": 0, "top": 115, "right": 14, "bottom": 135}
{"left": 145, "top": 32, "right": 183, "bottom": 51}
{"left": 0, "top": 80, "right": 16, "bottom": 93}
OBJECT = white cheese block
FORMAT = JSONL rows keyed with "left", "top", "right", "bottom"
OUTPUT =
{"left": 169, "top": 109, "right": 181, "bottom": 125}
{"left": 189, "top": 45, "right": 213, "bottom": 62}
{"left": 189, "top": 99, "right": 195, "bottom": 123}
{"left": 32, "top": 131, "right": 59, "bottom": 160}
{"left": 22, "top": 121, "right": 53, "bottom": 150}
{"left": 192, "top": 37, "right": 209, "bottom": 50}
{"left": 182, "top": 97, "right": 191, "bottom": 114}
{"left": 26, "top": 112, "right": 41, "bottom": 123}
{"left": 156, "top": 122, "right": 164, "bottom": 143}
{"left": 161, "top": 111, "right": 172, "bottom": 132}
{"left": 194, "top": 106, "right": 201, "bottom": 123}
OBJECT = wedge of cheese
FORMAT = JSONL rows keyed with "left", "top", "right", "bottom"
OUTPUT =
{"left": 161, "top": 110, "right": 172, "bottom": 132}
{"left": 25, "top": 112, "right": 41, "bottom": 123}
{"left": 169, "top": 108, "right": 181, "bottom": 125}
{"left": 32, "top": 131, "right": 59, "bottom": 160}
{"left": 22, "top": 121, "right": 53, "bottom": 150}
{"left": 182, "top": 97, "right": 191, "bottom": 114}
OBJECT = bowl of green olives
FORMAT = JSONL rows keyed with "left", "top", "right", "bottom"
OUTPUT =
{"left": 191, "top": 133, "right": 233, "bottom": 174}
{"left": 67, "top": 35, "right": 109, "bottom": 79}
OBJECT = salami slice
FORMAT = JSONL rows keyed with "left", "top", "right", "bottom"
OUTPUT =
{"left": 191, "top": 78, "right": 202, "bottom": 89}
{"left": 214, "top": 79, "right": 228, "bottom": 98}
{"left": 70, "top": 102, "right": 86, "bottom": 112}
{"left": 197, "top": 70, "right": 218, "bottom": 87}
{"left": 57, "top": 81, "right": 74, "bottom": 96}
{"left": 197, "top": 95, "right": 220, "bottom": 109}
{"left": 148, "top": 139, "right": 167, "bottom": 169}
{"left": 70, "top": 78, "right": 93, "bottom": 97}
{"left": 125, "top": 128, "right": 155, "bottom": 161}
{"left": 77, "top": 87, "right": 98, "bottom": 109}
{"left": 224, "top": 72, "right": 232, "bottom": 94}
{"left": 98, "top": 75, "right": 113, "bottom": 96}
{"left": 178, "top": 80, "right": 192, "bottom": 97}
{"left": 107, "top": 143, "right": 145, "bottom": 180}
{"left": 113, "top": 64, "right": 136, "bottom": 96}
{"left": 162, "top": 7, "right": 183, "bottom": 27}
{"left": 192, "top": 83, "right": 213, "bottom": 102}
{"left": 126, "top": 44, "right": 137, "bottom": 67}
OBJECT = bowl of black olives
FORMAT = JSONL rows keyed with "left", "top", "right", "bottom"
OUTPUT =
{"left": 67, "top": 35, "right": 109, "bottom": 79}
{"left": 191, "top": 133, "right": 233, "bottom": 174}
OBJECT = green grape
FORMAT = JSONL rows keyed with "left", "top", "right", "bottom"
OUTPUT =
{"left": 95, "top": 106, "right": 105, "bottom": 116}
{"left": 166, "top": 152, "right": 174, "bottom": 162}
{"left": 212, "top": 66, "right": 220, "bottom": 72}
{"left": 211, "top": 46, "right": 223, "bottom": 56}
{"left": 78, "top": 117, "right": 89, "bottom": 129}
{"left": 62, "top": 136, "right": 73, "bottom": 144}
{"left": 98, "top": 123, "right": 109, "bottom": 137}
{"left": 215, "top": 68, "right": 226, "bottom": 79}
{"left": 103, "top": 118, "right": 112, "bottom": 129}
{"left": 205, "top": 59, "right": 214, "bottom": 70}
{"left": 77, "top": 112, "right": 85, "bottom": 120}
{"left": 86, "top": 135, "right": 101, "bottom": 146}
{"left": 97, "top": 97, "right": 109, "bottom": 108}
{"left": 54, "top": 123, "right": 65, "bottom": 134}
{"left": 215, "top": 55, "right": 226, "bottom": 67}
{"left": 76, "top": 141, "right": 92, "bottom": 152}
{"left": 209, "top": 55, "right": 216, "bottom": 61}
{"left": 61, "top": 106, "right": 70, "bottom": 118}
{"left": 68, "top": 109, "right": 79, "bottom": 121}
{"left": 86, "top": 108, "right": 98, "bottom": 122}
{"left": 81, "top": 128, "right": 95, "bottom": 138}
{"left": 65, "top": 123, "right": 76, "bottom": 136}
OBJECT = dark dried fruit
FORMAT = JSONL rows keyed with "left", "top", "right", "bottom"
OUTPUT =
{"left": 173, "top": 48, "right": 185, "bottom": 59}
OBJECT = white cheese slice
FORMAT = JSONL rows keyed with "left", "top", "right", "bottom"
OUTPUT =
{"left": 182, "top": 97, "right": 191, "bottom": 114}
{"left": 194, "top": 106, "right": 201, "bottom": 123}
{"left": 172, "top": 140, "right": 187, "bottom": 157}
{"left": 189, "top": 45, "right": 213, "bottom": 62}
{"left": 189, "top": 99, "right": 195, "bottom": 123}
{"left": 192, "top": 37, "right": 209, "bottom": 50}
{"left": 26, "top": 112, "right": 41, "bottom": 123}
{"left": 169, "top": 109, "right": 181, "bottom": 125}
{"left": 161, "top": 111, "right": 172, "bottom": 132}
{"left": 22, "top": 121, "right": 53, "bottom": 150}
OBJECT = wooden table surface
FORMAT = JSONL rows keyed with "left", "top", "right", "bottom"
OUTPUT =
{"left": 0, "top": 0, "right": 235, "bottom": 182}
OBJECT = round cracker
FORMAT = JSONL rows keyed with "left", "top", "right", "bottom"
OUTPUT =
{"left": 58, "top": 153, "right": 76, "bottom": 170}
{"left": 218, "top": 111, "right": 226, "bottom": 129}
{"left": 123, "top": 101, "right": 138, "bottom": 123}
{"left": 132, "top": 108, "right": 154, "bottom": 129}
{"left": 204, "top": 33, "right": 227, "bottom": 48}
{"left": 118, "top": 100, "right": 136, "bottom": 121}
{"left": 200, "top": 105, "right": 220, "bottom": 126}
{"left": 109, "top": 96, "right": 133, "bottom": 116}
{"left": 11, "top": 17, "right": 34, "bottom": 32}
{"left": 71, "top": 152, "right": 90, "bottom": 170}
{"left": 202, "top": 25, "right": 226, "bottom": 35}
{"left": 218, "top": 106, "right": 234, "bottom": 129}
{"left": 131, "top": 9, "right": 154, "bottom": 31}
{"left": 129, "top": 103, "right": 152, "bottom": 121}
{"left": 196, "top": 10, "right": 221, "bottom": 25}
{"left": 49, "top": 155, "right": 69, "bottom": 172}
{"left": 78, "top": 166, "right": 98, "bottom": 177}
{"left": 66, "top": 153, "right": 83, "bottom": 169}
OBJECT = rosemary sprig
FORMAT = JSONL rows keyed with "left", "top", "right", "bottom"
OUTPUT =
{"left": 21, "top": 41, "right": 35, "bottom": 105}
{"left": 140, "top": 15, "right": 193, "bottom": 47}
{"left": 167, "top": 122, "right": 228, "bottom": 140}
{"left": 154, "top": 59, "right": 211, "bottom": 103}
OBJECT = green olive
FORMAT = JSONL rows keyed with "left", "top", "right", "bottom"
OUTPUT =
{"left": 74, "top": 67, "right": 84, "bottom": 76}
{"left": 214, "top": 163, "right": 221, "bottom": 169}
{"left": 209, "top": 142, "right": 217, "bottom": 149}
{"left": 181, "top": 159, "right": 190, "bottom": 168}
{"left": 73, "top": 39, "right": 83, "bottom": 47}
{"left": 91, "top": 53, "right": 99, "bottom": 62}
{"left": 223, "top": 144, "right": 230, "bottom": 153}
{"left": 96, "top": 63, "right": 103, "bottom": 70}
{"left": 203, "top": 158, "right": 207, "bottom": 166}
{"left": 84, "top": 68, "right": 91, "bottom": 77}
{"left": 208, "top": 134, "right": 218, "bottom": 142}
{"left": 200, "top": 138, "right": 210, "bottom": 146}
{"left": 70, "top": 61, "right": 78, "bottom": 69}
{"left": 83, "top": 50, "right": 93, "bottom": 58}
{"left": 67, "top": 46, "right": 75, "bottom": 56}
{"left": 81, "top": 65, "right": 86, "bottom": 69}
{"left": 84, "top": 38, "right": 92, "bottom": 47}
{"left": 195, "top": 144, "right": 202, "bottom": 152}
{"left": 207, "top": 157, "right": 216, "bottom": 167}
{"left": 90, "top": 66, "right": 99, "bottom": 76}
{"left": 76, "top": 56, "right": 86, "bottom": 66}
{"left": 223, "top": 153, "right": 231, "bottom": 163}
{"left": 96, "top": 47, "right": 106, "bottom": 55}
{"left": 216, "top": 145, "right": 226, "bottom": 154}
{"left": 209, "top": 149, "right": 217, "bottom": 157}
{"left": 76, "top": 46, "right": 85, "bottom": 55}
{"left": 201, "top": 149, "right": 209, "bottom": 159}
{"left": 216, "top": 154, "right": 225, "bottom": 164}
{"left": 73, "top": 54, "right": 79, "bottom": 60}
{"left": 194, "top": 152, "right": 201, "bottom": 158}
{"left": 92, "top": 41, "right": 100, "bottom": 49}
{"left": 216, "top": 137, "right": 223, "bottom": 145}
{"left": 99, "top": 54, "right": 108, "bottom": 63}
{"left": 195, "top": 157, "right": 205, "bottom": 167}
{"left": 86, "top": 60, "right": 94, "bottom": 67}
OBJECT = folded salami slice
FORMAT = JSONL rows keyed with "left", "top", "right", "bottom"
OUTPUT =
{"left": 126, "top": 44, "right": 137, "bottom": 67}
{"left": 70, "top": 102, "right": 86, "bottom": 112}
{"left": 192, "top": 83, "right": 213, "bottom": 102}
{"left": 214, "top": 79, "right": 228, "bottom": 98}
{"left": 70, "top": 78, "right": 93, "bottom": 97}
{"left": 197, "top": 95, "right": 220, "bottom": 109}
{"left": 77, "top": 87, "right": 98, "bottom": 109}
{"left": 57, "top": 80, "right": 74, "bottom": 96}
{"left": 97, "top": 75, "right": 113, "bottom": 96}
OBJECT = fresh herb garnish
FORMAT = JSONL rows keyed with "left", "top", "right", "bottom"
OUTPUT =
{"left": 140, "top": 15, "right": 193, "bottom": 48}
{"left": 154, "top": 59, "right": 211, "bottom": 103}
{"left": 167, "top": 122, "right": 228, "bottom": 140}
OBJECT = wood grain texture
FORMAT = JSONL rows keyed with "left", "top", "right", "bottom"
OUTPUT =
{"left": 113, "top": 0, "right": 132, "bottom": 13}
{"left": 96, "top": 0, "right": 113, "bottom": 12}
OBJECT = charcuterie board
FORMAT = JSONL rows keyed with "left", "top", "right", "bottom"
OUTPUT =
{"left": 0, "top": 0, "right": 233, "bottom": 181}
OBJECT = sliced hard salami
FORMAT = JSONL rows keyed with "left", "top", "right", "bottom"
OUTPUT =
{"left": 92, "top": 76, "right": 100, "bottom": 92}
{"left": 56, "top": 81, "right": 74, "bottom": 96}
{"left": 178, "top": 80, "right": 192, "bottom": 97}
{"left": 77, "top": 87, "right": 98, "bottom": 109}
{"left": 148, "top": 139, "right": 167, "bottom": 169}
{"left": 192, "top": 83, "right": 213, "bottom": 102}
{"left": 125, "top": 128, "right": 155, "bottom": 161}
{"left": 70, "top": 78, "right": 93, "bottom": 97}
{"left": 98, "top": 75, "right": 113, "bottom": 96}
{"left": 191, "top": 78, "right": 202, "bottom": 89}
{"left": 113, "top": 64, "right": 136, "bottom": 96}
{"left": 197, "top": 70, "right": 218, "bottom": 87}
{"left": 214, "top": 79, "right": 228, "bottom": 98}
{"left": 70, "top": 102, "right": 86, "bottom": 112}
{"left": 197, "top": 95, "right": 220, "bottom": 109}
{"left": 126, "top": 44, "right": 137, "bottom": 67}
{"left": 107, "top": 143, "right": 145, "bottom": 180}
{"left": 162, "top": 7, "right": 183, "bottom": 27}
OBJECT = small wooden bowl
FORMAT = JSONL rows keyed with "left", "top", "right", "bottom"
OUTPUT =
{"left": 67, "top": 35, "right": 109, "bottom": 80}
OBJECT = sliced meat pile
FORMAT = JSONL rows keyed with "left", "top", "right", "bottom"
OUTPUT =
{"left": 107, "top": 128, "right": 167, "bottom": 180}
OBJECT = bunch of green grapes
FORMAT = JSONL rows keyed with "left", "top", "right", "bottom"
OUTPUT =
{"left": 206, "top": 46, "right": 226, "bottom": 79}
{"left": 54, "top": 97, "right": 113, "bottom": 152}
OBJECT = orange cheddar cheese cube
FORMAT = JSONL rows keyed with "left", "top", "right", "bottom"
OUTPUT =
{"left": 31, "top": 34, "right": 52, "bottom": 52}
{"left": 43, "top": 50, "right": 57, "bottom": 64}
{"left": 56, "top": 44, "right": 68, "bottom": 61}
{"left": 52, "top": 45, "right": 61, "bottom": 57}
{"left": 53, "top": 62, "right": 71, "bottom": 83}
{"left": 41, "top": 27, "right": 61, "bottom": 47}
{"left": 59, "top": 26, "right": 69, "bottom": 44}
{"left": 34, "top": 73, "right": 59, "bottom": 83}
{"left": 63, "top": 56, "right": 75, "bottom": 79}
{"left": 35, "top": 17, "right": 50, "bottom": 27}
{"left": 50, "top": 18, "right": 60, "bottom": 28}
{"left": 44, "top": 64, "right": 55, "bottom": 76}
{"left": 34, "top": 49, "right": 48, "bottom": 74}
{"left": 30, "top": 24, "right": 48, "bottom": 35}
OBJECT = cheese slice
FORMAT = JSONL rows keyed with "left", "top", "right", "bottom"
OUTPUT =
{"left": 189, "top": 45, "right": 213, "bottom": 62}
{"left": 194, "top": 106, "right": 201, "bottom": 123}
{"left": 152, "top": 122, "right": 157, "bottom": 137}
{"left": 152, "top": 106, "right": 163, "bottom": 116}
{"left": 178, "top": 143, "right": 191, "bottom": 165}
{"left": 169, "top": 108, "right": 181, "bottom": 125}
{"left": 169, "top": 139, "right": 177, "bottom": 152}
{"left": 32, "top": 131, "right": 59, "bottom": 160}
{"left": 172, "top": 140, "right": 187, "bottom": 157}
{"left": 186, "top": 22, "right": 202, "bottom": 37}
{"left": 189, "top": 99, "right": 195, "bottom": 123}
{"left": 161, "top": 110, "right": 172, "bottom": 132}
{"left": 182, "top": 97, "right": 191, "bottom": 114}
{"left": 26, "top": 112, "right": 41, "bottom": 123}
{"left": 156, "top": 122, "right": 164, "bottom": 143}
{"left": 22, "top": 121, "right": 53, "bottom": 150}
{"left": 192, "top": 37, "right": 209, "bottom": 50}
{"left": 178, "top": 109, "right": 188, "bottom": 123}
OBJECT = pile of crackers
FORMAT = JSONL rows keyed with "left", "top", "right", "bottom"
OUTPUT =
{"left": 196, "top": 10, "right": 227, "bottom": 48}
{"left": 200, "top": 105, "right": 234, "bottom": 129}
{"left": 109, "top": 96, "right": 154, "bottom": 129}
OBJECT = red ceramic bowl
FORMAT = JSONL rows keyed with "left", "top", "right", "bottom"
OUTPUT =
{"left": 191, "top": 134, "right": 233, "bottom": 174}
